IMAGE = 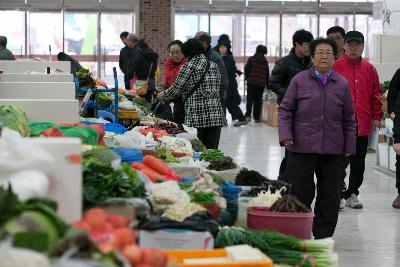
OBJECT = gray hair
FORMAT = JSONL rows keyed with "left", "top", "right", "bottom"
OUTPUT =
{"left": 127, "top": 33, "right": 139, "bottom": 43}
{"left": 0, "top": 36, "right": 7, "bottom": 47}
{"left": 195, "top": 31, "right": 211, "bottom": 45}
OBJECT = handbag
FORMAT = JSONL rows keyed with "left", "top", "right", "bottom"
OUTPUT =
{"left": 134, "top": 62, "right": 153, "bottom": 96}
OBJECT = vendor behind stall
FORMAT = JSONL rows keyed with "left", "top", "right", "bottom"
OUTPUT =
{"left": 57, "top": 52, "right": 83, "bottom": 76}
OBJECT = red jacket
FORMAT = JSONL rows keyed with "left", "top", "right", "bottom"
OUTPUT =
{"left": 333, "top": 54, "right": 383, "bottom": 136}
{"left": 164, "top": 57, "right": 187, "bottom": 88}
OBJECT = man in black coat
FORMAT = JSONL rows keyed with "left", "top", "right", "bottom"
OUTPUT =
{"left": 268, "top": 29, "right": 314, "bottom": 180}
{"left": 119, "top": 32, "right": 134, "bottom": 89}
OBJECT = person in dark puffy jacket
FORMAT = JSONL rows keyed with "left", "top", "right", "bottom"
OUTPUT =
{"left": 214, "top": 35, "right": 248, "bottom": 126}
{"left": 127, "top": 39, "right": 159, "bottom": 103}
{"left": 268, "top": 29, "right": 314, "bottom": 104}
{"left": 279, "top": 38, "right": 356, "bottom": 239}
{"left": 244, "top": 45, "right": 270, "bottom": 122}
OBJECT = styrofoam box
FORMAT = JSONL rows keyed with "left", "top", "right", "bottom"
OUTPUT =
{"left": 23, "top": 138, "right": 82, "bottom": 223}
{"left": 139, "top": 229, "right": 214, "bottom": 250}
{"left": 378, "top": 143, "right": 389, "bottom": 169}
{"left": 0, "top": 60, "right": 70, "bottom": 73}
{"left": 0, "top": 73, "right": 73, "bottom": 83}
{"left": 0, "top": 82, "right": 75, "bottom": 99}
{"left": 390, "top": 147, "right": 397, "bottom": 172}
{"left": 0, "top": 99, "right": 79, "bottom": 123}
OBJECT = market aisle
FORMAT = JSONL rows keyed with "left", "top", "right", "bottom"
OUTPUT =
{"left": 219, "top": 123, "right": 400, "bottom": 267}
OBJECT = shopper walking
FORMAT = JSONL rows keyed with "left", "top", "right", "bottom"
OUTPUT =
{"left": 214, "top": 35, "right": 248, "bottom": 126}
{"left": 327, "top": 26, "right": 346, "bottom": 60}
{"left": 0, "top": 36, "right": 15, "bottom": 60}
{"left": 125, "top": 33, "right": 140, "bottom": 88}
{"left": 119, "top": 31, "right": 134, "bottom": 89}
{"left": 279, "top": 38, "right": 356, "bottom": 239}
{"left": 127, "top": 39, "right": 158, "bottom": 103}
{"left": 269, "top": 29, "right": 314, "bottom": 180}
{"left": 158, "top": 38, "right": 225, "bottom": 149}
{"left": 164, "top": 40, "right": 187, "bottom": 124}
{"left": 385, "top": 68, "right": 400, "bottom": 208}
{"left": 244, "top": 45, "right": 270, "bottom": 123}
{"left": 333, "top": 31, "right": 383, "bottom": 209}
{"left": 195, "top": 31, "right": 229, "bottom": 117}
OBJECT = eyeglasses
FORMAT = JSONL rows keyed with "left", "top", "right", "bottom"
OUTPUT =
{"left": 169, "top": 51, "right": 182, "bottom": 56}
{"left": 314, "top": 51, "right": 334, "bottom": 57}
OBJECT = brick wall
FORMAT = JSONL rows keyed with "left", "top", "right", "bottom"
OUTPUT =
{"left": 139, "top": 0, "right": 173, "bottom": 86}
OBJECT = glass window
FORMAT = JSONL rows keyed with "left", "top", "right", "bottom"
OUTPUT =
{"left": 64, "top": 12, "right": 98, "bottom": 74}
{"left": 210, "top": 15, "right": 233, "bottom": 47}
{"left": 175, "top": 14, "right": 209, "bottom": 41}
{"left": 319, "top": 14, "right": 355, "bottom": 37}
{"left": 0, "top": 11, "right": 25, "bottom": 57}
{"left": 355, "top": 14, "right": 371, "bottom": 58}
{"left": 267, "top": 16, "right": 280, "bottom": 57}
{"left": 100, "top": 12, "right": 133, "bottom": 77}
{"left": 245, "top": 15, "right": 266, "bottom": 56}
{"left": 29, "top": 12, "right": 63, "bottom": 58}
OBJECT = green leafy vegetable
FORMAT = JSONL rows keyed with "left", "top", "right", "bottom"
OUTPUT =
{"left": 76, "top": 68, "right": 96, "bottom": 88}
{"left": 200, "top": 149, "right": 225, "bottom": 161}
{"left": 132, "top": 96, "right": 151, "bottom": 113}
{"left": 190, "top": 192, "right": 216, "bottom": 204}
{"left": 0, "top": 104, "right": 30, "bottom": 137}
{"left": 208, "top": 156, "right": 237, "bottom": 171}
{"left": 207, "top": 172, "right": 226, "bottom": 185}
{"left": 190, "top": 139, "right": 206, "bottom": 152}
{"left": 98, "top": 92, "right": 113, "bottom": 108}
{"left": 155, "top": 148, "right": 180, "bottom": 163}
{"left": 0, "top": 185, "right": 23, "bottom": 226}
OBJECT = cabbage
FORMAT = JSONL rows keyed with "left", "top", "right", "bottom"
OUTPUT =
{"left": 0, "top": 105, "right": 30, "bottom": 137}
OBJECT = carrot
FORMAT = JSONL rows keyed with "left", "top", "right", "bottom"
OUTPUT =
{"left": 131, "top": 162, "right": 146, "bottom": 170}
{"left": 138, "top": 167, "right": 165, "bottom": 183}
{"left": 142, "top": 155, "right": 173, "bottom": 176}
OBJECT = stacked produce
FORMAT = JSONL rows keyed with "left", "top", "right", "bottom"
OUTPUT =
{"left": 154, "top": 120, "right": 185, "bottom": 135}
{"left": 215, "top": 227, "right": 338, "bottom": 267}
{"left": 0, "top": 104, "right": 30, "bottom": 137}
{"left": 248, "top": 188, "right": 285, "bottom": 208}
{"left": 200, "top": 149, "right": 237, "bottom": 171}
{"left": 269, "top": 194, "right": 311, "bottom": 213}
{"left": 155, "top": 149, "right": 180, "bottom": 163}
{"left": 76, "top": 68, "right": 96, "bottom": 88}
{"left": 131, "top": 155, "right": 180, "bottom": 182}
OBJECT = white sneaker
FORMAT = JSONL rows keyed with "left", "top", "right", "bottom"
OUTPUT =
{"left": 339, "top": 198, "right": 345, "bottom": 210}
{"left": 345, "top": 194, "right": 363, "bottom": 209}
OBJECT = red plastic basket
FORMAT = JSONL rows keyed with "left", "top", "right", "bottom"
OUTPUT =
{"left": 247, "top": 207, "right": 314, "bottom": 239}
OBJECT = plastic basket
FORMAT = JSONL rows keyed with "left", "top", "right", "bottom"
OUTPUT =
{"left": 163, "top": 249, "right": 273, "bottom": 267}
{"left": 119, "top": 109, "right": 138, "bottom": 120}
{"left": 247, "top": 207, "right": 314, "bottom": 239}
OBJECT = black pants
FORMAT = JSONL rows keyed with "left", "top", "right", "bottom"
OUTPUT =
{"left": 226, "top": 100, "right": 245, "bottom": 121}
{"left": 197, "top": 127, "right": 222, "bottom": 149}
{"left": 278, "top": 149, "right": 288, "bottom": 181}
{"left": 342, "top": 136, "right": 369, "bottom": 199}
{"left": 396, "top": 155, "right": 400, "bottom": 194}
{"left": 245, "top": 85, "right": 264, "bottom": 120}
{"left": 124, "top": 75, "right": 130, "bottom": 90}
{"left": 283, "top": 151, "right": 344, "bottom": 239}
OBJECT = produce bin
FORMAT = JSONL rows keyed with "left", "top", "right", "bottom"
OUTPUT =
{"left": 119, "top": 109, "right": 138, "bottom": 120}
{"left": 163, "top": 249, "right": 273, "bottom": 267}
{"left": 247, "top": 207, "right": 314, "bottom": 239}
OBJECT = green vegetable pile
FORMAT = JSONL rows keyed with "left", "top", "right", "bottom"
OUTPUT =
{"left": 132, "top": 96, "right": 151, "bottom": 113}
{"left": 207, "top": 172, "right": 226, "bottom": 185}
{"left": 76, "top": 68, "right": 96, "bottom": 88}
{"left": 155, "top": 148, "right": 180, "bottom": 163}
{"left": 381, "top": 81, "right": 390, "bottom": 93}
{"left": 0, "top": 186, "right": 67, "bottom": 252}
{"left": 83, "top": 147, "right": 146, "bottom": 208}
{"left": 208, "top": 156, "right": 237, "bottom": 171}
{"left": 200, "top": 149, "right": 225, "bottom": 161}
{"left": 98, "top": 92, "right": 113, "bottom": 108}
{"left": 215, "top": 227, "right": 337, "bottom": 267}
{"left": 191, "top": 138, "right": 206, "bottom": 152}
{"left": 0, "top": 104, "right": 30, "bottom": 137}
{"left": 190, "top": 192, "right": 216, "bottom": 204}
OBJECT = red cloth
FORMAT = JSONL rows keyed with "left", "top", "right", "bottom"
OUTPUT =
{"left": 164, "top": 57, "right": 187, "bottom": 88}
{"left": 333, "top": 54, "right": 383, "bottom": 136}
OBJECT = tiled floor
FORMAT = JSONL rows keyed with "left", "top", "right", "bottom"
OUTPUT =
{"left": 219, "top": 122, "right": 400, "bottom": 267}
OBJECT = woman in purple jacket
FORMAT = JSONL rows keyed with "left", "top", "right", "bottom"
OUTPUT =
{"left": 278, "top": 38, "right": 357, "bottom": 239}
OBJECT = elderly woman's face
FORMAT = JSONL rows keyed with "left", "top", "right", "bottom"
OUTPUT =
{"left": 169, "top": 44, "right": 184, "bottom": 63}
{"left": 312, "top": 43, "right": 335, "bottom": 74}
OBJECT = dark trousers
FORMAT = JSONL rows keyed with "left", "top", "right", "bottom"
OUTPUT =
{"left": 342, "top": 136, "right": 369, "bottom": 199}
{"left": 283, "top": 151, "right": 344, "bottom": 239}
{"left": 245, "top": 85, "right": 264, "bottom": 120}
{"left": 278, "top": 149, "right": 288, "bottom": 181}
{"left": 396, "top": 155, "right": 400, "bottom": 194}
{"left": 197, "top": 127, "right": 222, "bottom": 149}
{"left": 124, "top": 75, "right": 130, "bottom": 90}
{"left": 226, "top": 101, "right": 245, "bottom": 121}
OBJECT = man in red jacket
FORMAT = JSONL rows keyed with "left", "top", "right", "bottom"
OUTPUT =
{"left": 333, "top": 31, "right": 383, "bottom": 209}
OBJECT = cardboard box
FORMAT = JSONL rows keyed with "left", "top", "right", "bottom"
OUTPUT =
{"left": 261, "top": 100, "right": 278, "bottom": 127}
{"left": 139, "top": 229, "right": 214, "bottom": 250}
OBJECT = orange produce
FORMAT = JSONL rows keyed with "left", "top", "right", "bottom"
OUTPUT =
{"left": 142, "top": 247, "right": 167, "bottom": 267}
{"left": 107, "top": 213, "right": 130, "bottom": 228}
{"left": 113, "top": 227, "right": 135, "bottom": 247}
{"left": 122, "top": 244, "right": 143, "bottom": 265}
{"left": 84, "top": 208, "right": 108, "bottom": 228}
{"left": 73, "top": 220, "right": 91, "bottom": 232}
{"left": 97, "top": 243, "right": 115, "bottom": 253}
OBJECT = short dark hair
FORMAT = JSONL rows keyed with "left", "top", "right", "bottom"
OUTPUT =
{"left": 0, "top": 36, "right": 7, "bottom": 47}
{"left": 256, "top": 45, "right": 267, "bottom": 55}
{"left": 326, "top": 26, "right": 345, "bottom": 38}
{"left": 309, "top": 38, "right": 338, "bottom": 58}
{"left": 120, "top": 31, "right": 129, "bottom": 39}
{"left": 181, "top": 38, "right": 205, "bottom": 59}
{"left": 292, "top": 29, "right": 314, "bottom": 47}
{"left": 195, "top": 31, "right": 212, "bottom": 45}
{"left": 138, "top": 39, "right": 149, "bottom": 50}
{"left": 168, "top": 40, "right": 183, "bottom": 51}
{"left": 57, "top": 52, "right": 73, "bottom": 61}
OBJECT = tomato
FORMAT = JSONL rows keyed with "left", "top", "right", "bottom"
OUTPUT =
{"left": 97, "top": 242, "right": 114, "bottom": 253}
{"left": 107, "top": 213, "right": 130, "bottom": 228}
{"left": 73, "top": 220, "right": 91, "bottom": 232}
{"left": 84, "top": 208, "right": 108, "bottom": 228}
{"left": 122, "top": 244, "right": 142, "bottom": 265}
{"left": 113, "top": 227, "right": 135, "bottom": 247}
{"left": 142, "top": 247, "right": 164, "bottom": 267}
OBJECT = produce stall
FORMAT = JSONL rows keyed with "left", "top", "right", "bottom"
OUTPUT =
{"left": 0, "top": 68, "right": 340, "bottom": 267}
